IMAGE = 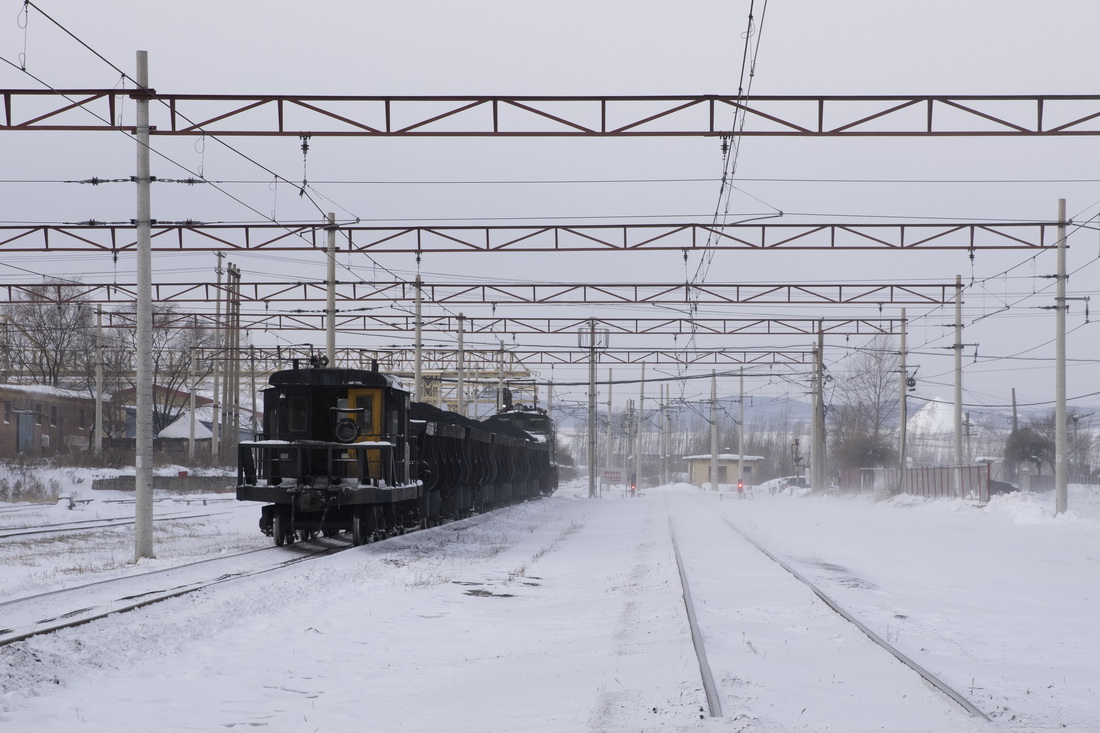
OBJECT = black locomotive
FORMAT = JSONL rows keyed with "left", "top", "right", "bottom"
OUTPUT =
{"left": 236, "top": 360, "right": 557, "bottom": 546}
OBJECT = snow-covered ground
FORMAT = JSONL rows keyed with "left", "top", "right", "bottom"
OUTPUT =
{"left": 1, "top": 479, "right": 1098, "bottom": 731}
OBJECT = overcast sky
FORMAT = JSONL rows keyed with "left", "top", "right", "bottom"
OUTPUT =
{"left": 2, "top": 1, "right": 1100, "bottom": 419}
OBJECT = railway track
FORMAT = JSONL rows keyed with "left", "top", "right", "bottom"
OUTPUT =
{"left": 668, "top": 500, "right": 992, "bottom": 726}
{"left": 0, "top": 538, "right": 347, "bottom": 648}
{"left": 0, "top": 505, "right": 248, "bottom": 540}
{"left": 0, "top": 502, "right": 531, "bottom": 650}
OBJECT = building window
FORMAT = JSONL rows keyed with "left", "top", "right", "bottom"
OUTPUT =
{"left": 79, "top": 409, "right": 86, "bottom": 430}
{"left": 35, "top": 404, "right": 42, "bottom": 425}
{"left": 50, "top": 406, "right": 58, "bottom": 427}
{"left": 3, "top": 401, "right": 10, "bottom": 424}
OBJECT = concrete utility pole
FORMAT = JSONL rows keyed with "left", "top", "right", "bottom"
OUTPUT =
{"left": 738, "top": 369, "right": 744, "bottom": 488}
{"left": 660, "top": 383, "right": 668, "bottom": 486}
{"left": 414, "top": 275, "right": 423, "bottom": 402}
{"left": 635, "top": 364, "right": 645, "bottom": 489}
{"left": 954, "top": 273, "right": 964, "bottom": 497}
{"left": 1056, "top": 198, "right": 1068, "bottom": 514}
{"left": 211, "top": 251, "right": 224, "bottom": 462}
{"left": 133, "top": 50, "right": 154, "bottom": 561}
{"left": 587, "top": 319, "right": 597, "bottom": 498}
{"left": 457, "top": 313, "right": 466, "bottom": 417}
{"left": 811, "top": 325, "right": 827, "bottom": 492}
{"left": 607, "top": 365, "right": 616, "bottom": 473}
{"left": 188, "top": 342, "right": 196, "bottom": 460}
{"left": 497, "top": 342, "right": 505, "bottom": 413}
{"left": 898, "top": 308, "right": 907, "bottom": 493}
{"left": 325, "top": 212, "right": 336, "bottom": 366}
{"left": 95, "top": 305, "right": 103, "bottom": 457}
{"left": 710, "top": 370, "right": 719, "bottom": 491}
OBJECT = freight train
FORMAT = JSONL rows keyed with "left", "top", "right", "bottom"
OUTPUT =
{"left": 236, "top": 360, "right": 557, "bottom": 546}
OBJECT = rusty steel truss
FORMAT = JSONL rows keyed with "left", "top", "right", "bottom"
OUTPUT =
{"left": 5, "top": 91, "right": 1100, "bottom": 136}
{"left": 0, "top": 221, "right": 1058, "bottom": 253}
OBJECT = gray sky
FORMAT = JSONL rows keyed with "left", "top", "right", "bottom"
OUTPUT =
{"left": 2, "top": 1, "right": 1100, "bottom": 417}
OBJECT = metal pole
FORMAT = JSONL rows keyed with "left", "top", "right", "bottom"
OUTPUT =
{"left": 588, "top": 320, "right": 597, "bottom": 499}
{"left": 414, "top": 275, "right": 423, "bottom": 402}
{"left": 1056, "top": 198, "right": 1068, "bottom": 513}
{"left": 95, "top": 305, "right": 103, "bottom": 457}
{"left": 133, "top": 50, "right": 154, "bottom": 561}
{"left": 710, "top": 370, "right": 718, "bottom": 491}
{"left": 898, "top": 308, "right": 907, "bottom": 494}
{"left": 954, "top": 273, "right": 963, "bottom": 496}
{"left": 326, "top": 212, "right": 336, "bottom": 366}
{"left": 456, "top": 314, "right": 465, "bottom": 416}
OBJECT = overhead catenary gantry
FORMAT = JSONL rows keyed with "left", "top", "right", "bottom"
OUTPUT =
{"left": 81, "top": 311, "right": 905, "bottom": 337}
{"left": 186, "top": 346, "right": 816, "bottom": 369}
{"left": 0, "top": 221, "right": 1060, "bottom": 253}
{"left": 0, "top": 280, "right": 959, "bottom": 306}
{"left": 6, "top": 91, "right": 1100, "bottom": 136}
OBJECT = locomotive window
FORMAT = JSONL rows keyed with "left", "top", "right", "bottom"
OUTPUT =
{"left": 287, "top": 395, "right": 309, "bottom": 432}
{"left": 355, "top": 394, "right": 374, "bottom": 433}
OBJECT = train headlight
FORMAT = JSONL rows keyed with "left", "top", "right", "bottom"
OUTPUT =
{"left": 334, "top": 418, "right": 361, "bottom": 443}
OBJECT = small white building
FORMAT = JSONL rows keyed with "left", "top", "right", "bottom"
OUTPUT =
{"left": 683, "top": 453, "right": 766, "bottom": 487}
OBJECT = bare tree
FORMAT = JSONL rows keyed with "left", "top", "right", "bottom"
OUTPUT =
{"left": 3, "top": 282, "right": 95, "bottom": 387}
{"left": 828, "top": 335, "right": 900, "bottom": 471}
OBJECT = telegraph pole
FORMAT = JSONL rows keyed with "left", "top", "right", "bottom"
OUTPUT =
{"left": 133, "top": 50, "right": 154, "bottom": 561}
{"left": 1056, "top": 198, "right": 1068, "bottom": 513}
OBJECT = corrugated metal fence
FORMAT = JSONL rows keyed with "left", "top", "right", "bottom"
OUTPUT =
{"left": 855, "top": 464, "right": 991, "bottom": 503}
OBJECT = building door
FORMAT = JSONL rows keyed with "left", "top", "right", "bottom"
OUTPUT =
{"left": 16, "top": 411, "right": 34, "bottom": 454}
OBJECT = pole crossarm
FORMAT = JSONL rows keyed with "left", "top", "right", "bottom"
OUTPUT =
{"left": 0, "top": 279, "right": 954, "bottom": 306}
{"left": 95, "top": 311, "right": 898, "bottom": 336}
{"left": 5, "top": 91, "right": 1100, "bottom": 136}
{"left": 0, "top": 222, "right": 1057, "bottom": 253}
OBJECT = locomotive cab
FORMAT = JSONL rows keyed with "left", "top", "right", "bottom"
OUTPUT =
{"left": 237, "top": 362, "right": 420, "bottom": 545}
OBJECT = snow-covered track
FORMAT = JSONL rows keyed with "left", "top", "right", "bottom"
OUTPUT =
{"left": 668, "top": 519, "right": 723, "bottom": 718}
{"left": 0, "top": 539, "right": 345, "bottom": 648}
{"left": 722, "top": 517, "right": 993, "bottom": 723}
{"left": 0, "top": 508, "right": 240, "bottom": 540}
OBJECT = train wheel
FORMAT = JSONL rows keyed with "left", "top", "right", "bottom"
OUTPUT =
{"left": 273, "top": 513, "right": 286, "bottom": 547}
{"left": 351, "top": 509, "right": 367, "bottom": 546}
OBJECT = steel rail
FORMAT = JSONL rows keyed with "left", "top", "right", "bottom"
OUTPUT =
{"left": 0, "top": 543, "right": 342, "bottom": 647}
{"left": 722, "top": 517, "right": 992, "bottom": 722}
{"left": 669, "top": 518, "right": 723, "bottom": 718}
